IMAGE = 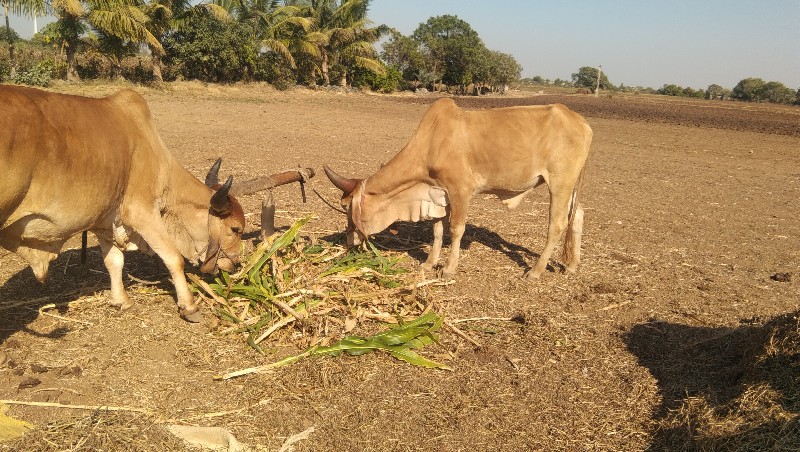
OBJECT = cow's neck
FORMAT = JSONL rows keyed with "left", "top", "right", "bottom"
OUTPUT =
{"left": 163, "top": 163, "right": 213, "bottom": 262}
{"left": 367, "top": 148, "right": 431, "bottom": 196}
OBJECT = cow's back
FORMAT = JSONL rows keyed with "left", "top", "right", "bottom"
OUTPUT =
{"left": 447, "top": 102, "right": 592, "bottom": 192}
{"left": 0, "top": 86, "right": 161, "bottom": 244}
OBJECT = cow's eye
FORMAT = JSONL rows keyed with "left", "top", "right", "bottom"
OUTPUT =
{"left": 231, "top": 227, "right": 242, "bottom": 235}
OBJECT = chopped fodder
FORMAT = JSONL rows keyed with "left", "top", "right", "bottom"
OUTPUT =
{"left": 192, "top": 217, "right": 451, "bottom": 373}
{"left": 6, "top": 411, "right": 186, "bottom": 451}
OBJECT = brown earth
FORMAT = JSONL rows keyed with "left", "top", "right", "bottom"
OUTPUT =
{"left": 1, "top": 84, "right": 798, "bottom": 451}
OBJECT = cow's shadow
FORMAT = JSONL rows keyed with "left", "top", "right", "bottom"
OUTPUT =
{"left": 0, "top": 245, "right": 178, "bottom": 344}
{"left": 624, "top": 311, "right": 799, "bottom": 449}
{"left": 322, "top": 221, "right": 544, "bottom": 274}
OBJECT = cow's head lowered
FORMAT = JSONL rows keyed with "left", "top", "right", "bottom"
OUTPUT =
{"left": 200, "top": 159, "right": 246, "bottom": 274}
{"left": 324, "top": 165, "right": 448, "bottom": 246}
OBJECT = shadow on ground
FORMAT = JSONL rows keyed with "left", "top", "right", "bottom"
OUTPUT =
{"left": 625, "top": 310, "right": 800, "bottom": 450}
{"left": 0, "top": 245, "right": 176, "bottom": 344}
{"left": 358, "top": 221, "right": 542, "bottom": 273}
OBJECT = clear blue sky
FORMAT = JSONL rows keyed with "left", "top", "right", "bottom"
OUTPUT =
{"left": 368, "top": 0, "right": 800, "bottom": 90}
{"left": 9, "top": 0, "right": 800, "bottom": 90}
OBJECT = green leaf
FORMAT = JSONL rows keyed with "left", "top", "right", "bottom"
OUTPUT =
{"left": 257, "top": 312, "right": 451, "bottom": 370}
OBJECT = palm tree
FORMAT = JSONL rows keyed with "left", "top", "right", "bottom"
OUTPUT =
{"left": 44, "top": 0, "right": 85, "bottom": 80}
{"left": 305, "top": 0, "right": 383, "bottom": 87}
{"left": 212, "top": 0, "right": 309, "bottom": 78}
{"left": 88, "top": 0, "right": 161, "bottom": 79}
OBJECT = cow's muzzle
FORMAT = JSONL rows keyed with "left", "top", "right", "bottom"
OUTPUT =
{"left": 200, "top": 246, "right": 238, "bottom": 274}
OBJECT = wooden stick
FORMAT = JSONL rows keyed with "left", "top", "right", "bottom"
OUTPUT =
{"left": 261, "top": 191, "right": 276, "bottom": 241}
{"left": 268, "top": 296, "right": 305, "bottom": 322}
{"left": 38, "top": 303, "right": 95, "bottom": 326}
{"left": 278, "top": 426, "right": 316, "bottom": 452}
{"left": 186, "top": 273, "right": 227, "bottom": 306}
{"left": 0, "top": 399, "right": 151, "bottom": 414}
{"left": 444, "top": 321, "right": 481, "bottom": 348}
{"left": 450, "top": 316, "right": 515, "bottom": 324}
{"left": 598, "top": 300, "right": 633, "bottom": 311}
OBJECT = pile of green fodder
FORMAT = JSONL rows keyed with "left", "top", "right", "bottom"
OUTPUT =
{"left": 190, "top": 217, "right": 452, "bottom": 377}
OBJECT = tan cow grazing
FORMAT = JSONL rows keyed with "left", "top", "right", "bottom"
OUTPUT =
{"left": 0, "top": 85, "right": 281, "bottom": 321}
{"left": 324, "top": 98, "right": 592, "bottom": 280}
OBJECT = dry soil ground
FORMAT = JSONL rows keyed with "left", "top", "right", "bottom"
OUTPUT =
{"left": 1, "top": 83, "right": 798, "bottom": 451}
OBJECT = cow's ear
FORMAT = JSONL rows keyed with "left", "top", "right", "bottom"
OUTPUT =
{"left": 210, "top": 175, "right": 233, "bottom": 216}
{"left": 428, "top": 186, "right": 448, "bottom": 207}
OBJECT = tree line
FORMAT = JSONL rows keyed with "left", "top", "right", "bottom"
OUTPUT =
{"left": 549, "top": 66, "right": 799, "bottom": 105}
{"left": 2, "top": 2, "right": 796, "bottom": 104}
{"left": 1, "top": 0, "right": 520, "bottom": 93}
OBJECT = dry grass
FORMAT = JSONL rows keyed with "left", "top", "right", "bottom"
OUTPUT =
{"left": 10, "top": 411, "right": 186, "bottom": 451}
{"left": 643, "top": 312, "right": 800, "bottom": 450}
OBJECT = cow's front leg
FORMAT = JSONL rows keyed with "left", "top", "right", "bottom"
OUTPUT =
{"left": 98, "top": 237, "right": 134, "bottom": 310}
{"left": 160, "top": 250, "right": 202, "bottom": 322}
{"left": 136, "top": 222, "right": 202, "bottom": 322}
{"left": 421, "top": 219, "right": 444, "bottom": 272}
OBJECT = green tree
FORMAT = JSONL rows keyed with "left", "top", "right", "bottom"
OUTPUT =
{"left": 571, "top": 66, "right": 612, "bottom": 93}
{"left": 411, "top": 14, "right": 485, "bottom": 92}
{"left": 380, "top": 28, "right": 423, "bottom": 87}
{"left": 705, "top": 83, "right": 728, "bottom": 100}
{"left": 163, "top": 6, "right": 258, "bottom": 82}
{"left": 657, "top": 84, "right": 683, "bottom": 96}
{"left": 731, "top": 77, "right": 765, "bottom": 102}
{"left": 1, "top": 24, "right": 18, "bottom": 42}
{"left": 488, "top": 50, "right": 521, "bottom": 92}
{"left": 5, "top": 0, "right": 48, "bottom": 75}
{"left": 758, "top": 80, "right": 795, "bottom": 104}
{"left": 216, "top": 0, "right": 303, "bottom": 71}
{"left": 143, "top": 0, "right": 190, "bottom": 81}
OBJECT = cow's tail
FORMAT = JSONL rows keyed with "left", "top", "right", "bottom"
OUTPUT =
{"left": 562, "top": 168, "right": 585, "bottom": 271}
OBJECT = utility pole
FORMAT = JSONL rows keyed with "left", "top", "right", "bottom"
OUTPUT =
{"left": 594, "top": 65, "right": 602, "bottom": 98}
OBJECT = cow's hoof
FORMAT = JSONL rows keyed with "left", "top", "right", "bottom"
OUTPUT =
{"left": 181, "top": 309, "right": 203, "bottom": 323}
{"left": 420, "top": 263, "right": 435, "bottom": 273}
{"left": 110, "top": 298, "right": 135, "bottom": 310}
{"left": 441, "top": 271, "right": 456, "bottom": 281}
{"left": 522, "top": 269, "right": 541, "bottom": 280}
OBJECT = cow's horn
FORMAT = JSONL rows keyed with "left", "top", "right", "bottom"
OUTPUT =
{"left": 205, "top": 158, "right": 223, "bottom": 188}
{"left": 324, "top": 165, "right": 360, "bottom": 194}
{"left": 210, "top": 175, "right": 233, "bottom": 216}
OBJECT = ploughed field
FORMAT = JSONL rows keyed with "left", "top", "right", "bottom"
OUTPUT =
{"left": 1, "top": 84, "right": 798, "bottom": 450}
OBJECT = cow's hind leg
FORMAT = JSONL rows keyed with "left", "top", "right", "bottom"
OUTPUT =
{"left": 441, "top": 199, "right": 468, "bottom": 280}
{"left": 524, "top": 184, "right": 572, "bottom": 279}
{"left": 564, "top": 204, "right": 584, "bottom": 273}
{"left": 421, "top": 219, "right": 444, "bottom": 272}
{"left": 98, "top": 237, "right": 134, "bottom": 310}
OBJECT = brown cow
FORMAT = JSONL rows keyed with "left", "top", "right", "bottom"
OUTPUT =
{"left": 0, "top": 85, "right": 283, "bottom": 321}
{"left": 325, "top": 98, "right": 592, "bottom": 280}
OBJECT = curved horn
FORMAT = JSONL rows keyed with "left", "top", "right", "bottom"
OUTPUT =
{"left": 209, "top": 175, "right": 233, "bottom": 216}
{"left": 324, "top": 164, "right": 360, "bottom": 194}
{"left": 204, "top": 158, "right": 223, "bottom": 188}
